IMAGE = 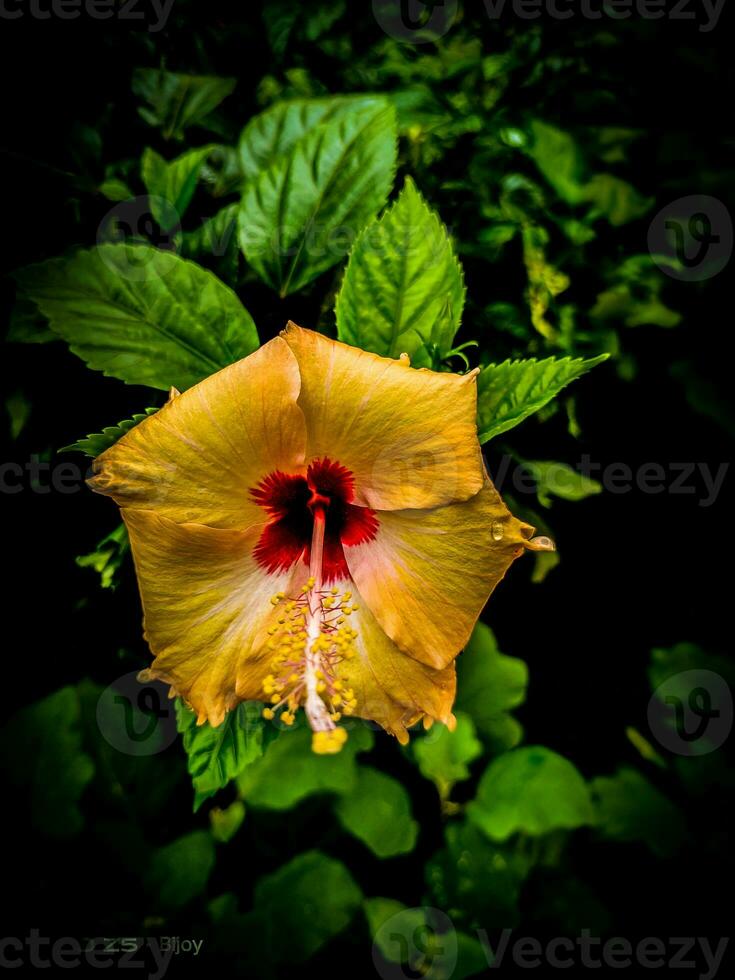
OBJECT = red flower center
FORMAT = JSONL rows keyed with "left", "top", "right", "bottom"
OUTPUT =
{"left": 250, "top": 458, "right": 378, "bottom": 582}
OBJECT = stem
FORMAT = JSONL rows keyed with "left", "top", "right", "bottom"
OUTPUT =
{"left": 303, "top": 506, "right": 335, "bottom": 732}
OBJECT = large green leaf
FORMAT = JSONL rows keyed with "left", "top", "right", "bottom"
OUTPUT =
{"left": 15, "top": 244, "right": 259, "bottom": 390}
{"left": 238, "top": 95, "right": 381, "bottom": 182}
{"left": 62, "top": 408, "right": 158, "bottom": 457}
{"left": 237, "top": 723, "right": 373, "bottom": 810}
{"left": 1, "top": 687, "right": 95, "bottom": 838}
{"left": 132, "top": 68, "right": 236, "bottom": 141}
{"left": 335, "top": 177, "right": 465, "bottom": 367}
{"left": 176, "top": 701, "right": 272, "bottom": 812}
{"left": 476, "top": 354, "right": 607, "bottom": 443}
{"left": 335, "top": 766, "right": 419, "bottom": 857}
{"left": 412, "top": 712, "right": 483, "bottom": 800}
{"left": 467, "top": 746, "right": 594, "bottom": 841}
{"left": 141, "top": 145, "right": 215, "bottom": 229}
{"left": 590, "top": 767, "right": 685, "bottom": 858}
{"left": 145, "top": 830, "right": 216, "bottom": 909}
{"left": 455, "top": 623, "right": 528, "bottom": 753}
{"left": 249, "top": 851, "right": 361, "bottom": 963}
{"left": 239, "top": 100, "right": 397, "bottom": 295}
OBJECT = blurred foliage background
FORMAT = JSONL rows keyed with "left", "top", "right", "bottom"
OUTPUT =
{"left": 1, "top": 1, "right": 733, "bottom": 976}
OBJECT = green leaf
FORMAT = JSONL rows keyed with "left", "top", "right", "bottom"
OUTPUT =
{"left": 590, "top": 767, "right": 685, "bottom": 858}
{"left": 141, "top": 145, "right": 215, "bottom": 229}
{"left": 648, "top": 641, "right": 735, "bottom": 692}
{"left": 426, "top": 821, "right": 531, "bottom": 929}
{"left": 176, "top": 700, "right": 272, "bottom": 812}
{"left": 476, "top": 354, "right": 608, "bottom": 443}
{"left": 62, "top": 408, "right": 158, "bottom": 456}
{"left": 6, "top": 294, "right": 56, "bottom": 344}
{"left": 132, "top": 68, "right": 236, "bottom": 141}
{"left": 181, "top": 204, "right": 240, "bottom": 285}
{"left": 15, "top": 244, "right": 259, "bottom": 391}
{"left": 1, "top": 687, "right": 95, "bottom": 838}
{"left": 526, "top": 119, "right": 588, "bottom": 206}
{"left": 365, "top": 898, "right": 487, "bottom": 980}
{"left": 523, "top": 459, "right": 603, "bottom": 508}
{"left": 584, "top": 174, "right": 654, "bottom": 227}
{"left": 335, "top": 177, "right": 465, "bottom": 367}
{"left": 237, "top": 723, "right": 373, "bottom": 810}
{"left": 249, "top": 851, "right": 361, "bottom": 962}
{"left": 467, "top": 746, "right": 594, "bottom": 841}
{"left": 145, "top": 830, "right": 216, "bottom": 909}
{"left": 209, "top": 800, "right": 246, "bottom": 843}
{"left": 239, "top": 99, "right": 397, "bottom": 295}
{"left": 335, "top": 766, "right": 419, "bottom": 857}
{"left": 5, "top": 389, "right": 31, "bottom": 440}
{"left": 455, "top": 623, "right": 528, "bottom": 753}
{"left": 76, "top": 523, "right": 129, "bottom": 590}
{"left": 237, "top": 95, "right": 381, "bottom": 182}
{"left": 412, "top": 712, "right": 483, "bottom": 800}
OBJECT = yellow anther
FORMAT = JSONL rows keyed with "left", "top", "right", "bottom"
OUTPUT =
{"left": 333, "top": 681, "right": 343, "bottom": 691}
{"left": 262, "top": 708, "right": 274, "bottom": 720}
{"left": 343, "top": 591, "right": 352, "bottom": 601}
{"left": 270, "top": 694, "right": 280, "bottom": 704}
{"left": 330, "top": 587, "right": 339, "bottom": 596}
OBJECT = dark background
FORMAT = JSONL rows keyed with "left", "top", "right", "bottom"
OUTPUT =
{"left": 1, "top": 1, "right": 733, "bottom": 975}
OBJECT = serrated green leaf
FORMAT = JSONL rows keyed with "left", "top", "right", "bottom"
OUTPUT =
{"left": 145, "top": 830, "right": 216, "bottom": 909}
{"left": 335, "top": 177, "right": 465, "bottom": 367}
{"left": 335, "top": 766, "right": 419, "bottom": 857}
{"left": 455, "top": 623, "right": 528, "bottom": 753}
{"left": 467, "top": 746, "right": 594, "bottom": 841}
{"left": 590, "top": 767, "right": 685, "bottom": 858}
{"left": 76, "top": 523, "right": 129, "bottom": 590}
{"left": 1, "top": 687, "right": 95, "bottom": 838}
{"left": 15, "top": 244, "right": 259, "bottom": 391}
{"left": 239, "top": 100, "right": 397, "bottom": 295}
{"left": 237, "top": 722, "right": 373, "bottom": 810}
{"left": 476, "top": 354, "right": 608, "bottom": 443}
{"left": 62, "top": 408, "right": 158, "bottom": 456}
{"left": 412, "top": 713, "right": 483, "bottom": 800}
{"left": 237, "top": 95, "right": 381, "bottom": 182}
{"left": 176, "top": 700, "right": 272, "bottom": 812}
{"left": 132, "top": 68, "right": 236, "bottom": 141}
{"left": 141, "top": 145, "right": 215, "bottom": 230}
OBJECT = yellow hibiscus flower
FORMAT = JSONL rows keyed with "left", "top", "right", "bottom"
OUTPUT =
{"left": 90, "top": 323, "right": 545, "bottom": 753}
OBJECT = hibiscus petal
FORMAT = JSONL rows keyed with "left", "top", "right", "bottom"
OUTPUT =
{"left": 345, "top": 479, "right": 533, "bottom": 669}
{"left": 338, "top": 584, "right": 457, "bottom": 743}
{"left": 281, "top": 322, "right": 484, "bottom": 510}
{"left": 90, "top": 337, "right": 306, "bottom": 530}
{"left": 123, "top": 508, "right": 300, "bottom": 727}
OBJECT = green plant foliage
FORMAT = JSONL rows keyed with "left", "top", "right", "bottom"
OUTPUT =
{"left": 239, "top": 99, "right": 397, "bottom": 295}
{"left": 412, "top": 713, "right": 483, "bottom": 800}
{"left": 246, "top": 851, "right": 362, "bottom": 963}
{"left": 62, "top": 408, "right": 158, "bottom": 457}
{"left": 1, "top": 687, "right": 94, "bottom": 838}
{"left": 455, "top": 623, "right": 528, "bottom": 752}
{"left": 14, "top": 245, "right": 259, "bottom": 390}
{"left": 176, "top": 700, "right": 273, "bottom": 812}
{"left": 467, "top": 746, "right": 594, "bottom": 841}
{"left": 590, "top": 767, "right": 685, "bottom": 858}
{"left": 132, "top": 68, "right": 236, "bottom": 141}
{"left": 75, "top": 523, "right": 129, "bottom": 590}
{"left": 237, "top": 723, "right": 373, "bottom": 810}
{"left": 141, "top": 144, "right": 216, "bottom": 229}
{"left": 181, "top": 204, "right": 240, "bottom": 283}
{"left": 335, "top": 766, "right": 419, "bottom": 857}
{"left": 476, "top": 354, "right": 608, "bottom": 443}
{"left": 145, "top": 830, "right": 216, "bottom": 910}
{"left": 210, "top": 801, "right": 246, "bottom": 844}
{"left": 335, "top": 177, "right": 465, "bottom": 367}
{"left": 523, "top": 459, "right": 603, "bottom": 508}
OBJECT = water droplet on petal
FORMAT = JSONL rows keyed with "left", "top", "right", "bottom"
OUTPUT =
{"left": 491, "top": 520, "right": 504, "bottom": 541}
{"left": 525, "top": 535, "right": 556, "bottom": 552}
